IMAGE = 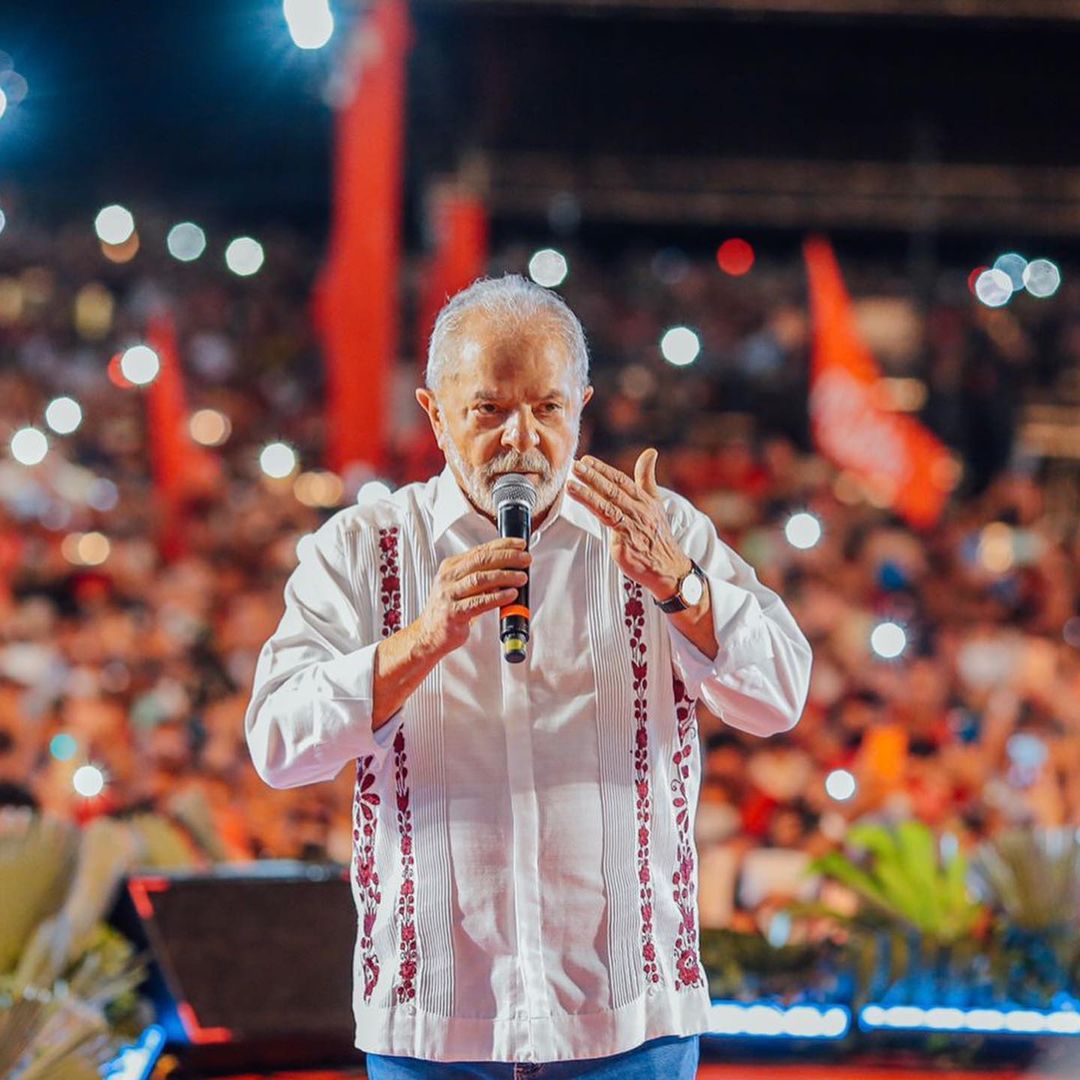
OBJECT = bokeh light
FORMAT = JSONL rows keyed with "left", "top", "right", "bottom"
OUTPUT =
{"left": 660, "top": 326, "right": 701, "bottom": 366}
{"left": 0, "top": 208, "right": 6, "bottom": 236}
{"left": 225, "top": 237, "right": 265, "bottom": 277}
{"left": 87, "top": 478, "right": 119, "bottom": 512}
{"left": 870, "top": 620, "right": 907, "bottom": 659}
{"left": 260, "top": 441, "right": 298, "bottom": 479}
{"left": 284, "top": 0, "right": 334, "bottom": 49}
{"left": 993, "top": 252, "right": 1028, "bottom": 292}
{"left": 1023, "top": 258, "right": 1061, "bottom": 299}
{"left": 784, "top": 511, "right": 823, "bottom": 550}
{"left": 72, "top": 764, "right": 105, "bottom": 798}
{"left": 101, "top": 231, "right": 140, "bottom": 264}
{"left": 295, "top": 470, "right": 344, "bottom": 507}
{"left": 0, "top": 88, "right": 6, "bottom": 120}
{"left": 94, "top": 204, "right": 135, "bottom": 245}
{"left": 74, "top": 283, "right": 114, "bottom": 339}
{"left": 528, "top": 248, "right": 569, "bottom": 288}
{"left": 120, "top": 345, "right": 161, "bottom": 385}
{"left": 974, "top": 268, "right": 1013, "bottom": 308}
{"left": 62, "top": 531, "right": 111, "bottom": 566}
{"left": 45, "top": 396, "right": 83, "bottom": 435}
{"left": 717, "top": 238, "right": 755, "bottom": 276}
{"left": 189, "top": 408, "right": 231, "bottom": 447}
{"left": 825, "top": 769, "right": 857, "bottom": 802}
{"left": 10, "top": 426, "right": 48, "bottom": 465}
{"left": 49, "top": 733, "right": 77, "bottom": 762}
{"left": 356, "top": 480, "right": 393, "bottom": 507}
{"left": 167, "top": 222, "right": 207, "bottom": 262}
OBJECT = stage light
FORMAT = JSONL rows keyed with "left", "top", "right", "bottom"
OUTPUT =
{"left": 993, "top": 252, "right": 1027, "bottom": 292}
{"left": 77, "top": 531, "right": 110, "bottom": 566}
{"left": 528, "top": 248, "right": 568, "bottom": 288}
{"left": 1023, "top": 258, "right": 1061, "bottom": 299}
{"left": 167, "top": 222, "right": 207, "bottom": 262}
{"left": 87, "top": 478, "right": 119, "bottom": 512}
{"left": 189, "top": 408, "right": 231, "bottom": 447}
{"left": 45, "top": 396, "right": 83, "bottom": 435}
{"left": 974, "top": 268, "right": 1012, "bottom": 308}
{"left": 0, "top": 88, "right": 7, "bottom": 120}
{"left": 120, "top": 345, "right": 160, "bottom": 386}
{"left": 10, "top": 426, "right": 48, "bottom": 466}
{"left": 225, "top": 236, "right": 265, "bottom": 277}
{"left": 825, "top": 768, "right": 856, "bottom": 802}
{"left": 859, "top": 1003, "right": 1080, "bottom": 1036}
{"left": 49, "top": 733, "right": 77, "bottom": 761}
{"left": 717, "top": 238, "right": 755, "bottom": 276}
{"left": 285, "top": 0, "right": 334, "bottom": 49}
{"left": 356, "top": 480, "right": 392, "bottom": 506}
{"left": 260, "top": 441, "right": 297, "bottom": 478}
{"left": 0, "top": 208, "right": 5, "bottom": 235}
{"left": 660, "top": 326, "right": 700, "bottom": 366}
{"left": 784, "top": 511, "right": 822, "bottom": 550}
{"left": 73, "top": 764, "right": 105, "bottom": 798}
{"left": 967, "top": 266, "right": 988, "bottom": 295}
{"left": 95, "top": 204, "right": 135, "bottom": 246}
{"left": 871, "top": 620, "right": 907, "bottom": 659}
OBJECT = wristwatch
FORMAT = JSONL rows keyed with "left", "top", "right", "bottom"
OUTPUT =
{"left": 654, "top": 560, "right": 706, "bottom": 614}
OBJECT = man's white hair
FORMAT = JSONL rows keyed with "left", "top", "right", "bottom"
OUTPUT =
{"left": 425, "top": 274, "right": 590, "bottom": 394}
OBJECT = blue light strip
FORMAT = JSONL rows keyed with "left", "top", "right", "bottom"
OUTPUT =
{"left": 708, "top": 1000, "right": 851, "bottom": 1039}
{"left": 99, "top": 1025, "right": 166, "bottom": 1079}
{"left": 860, "top": 1004, "right": 1080, "bottom": 1036}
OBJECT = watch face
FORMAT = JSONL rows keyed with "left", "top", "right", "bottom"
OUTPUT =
{"left": 680, "top": 570, "right": 704, "bottom": 607}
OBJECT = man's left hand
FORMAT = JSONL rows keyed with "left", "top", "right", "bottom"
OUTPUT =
{"left": 567, "top": 449, "right": 692, "bottom": 603}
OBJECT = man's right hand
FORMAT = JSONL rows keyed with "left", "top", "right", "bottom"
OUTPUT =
{"left": 417, "top": 537, "right": 532, "bottom": 657}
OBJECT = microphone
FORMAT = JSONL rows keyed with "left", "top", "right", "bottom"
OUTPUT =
{"left": 493, "top": 473, "right": 537, "bottom": 664}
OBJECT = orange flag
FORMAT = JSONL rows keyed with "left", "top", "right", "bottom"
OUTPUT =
{"left": 404, "top": 186, "right": 489, "bottom": 482}
{"left": 317, "top": 0, "right": 412, "bottom": 478}
{"left": 804, "top": 236, "right": 953, "bottom": 529}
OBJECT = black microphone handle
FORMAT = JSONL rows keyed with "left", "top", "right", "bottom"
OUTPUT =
{"left": 498, "top": 501, "right": 532, "bottom": 662}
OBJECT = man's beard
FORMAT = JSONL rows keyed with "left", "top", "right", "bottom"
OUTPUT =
{"left": 442, "top": 429, "right": 578, "bottom": 519}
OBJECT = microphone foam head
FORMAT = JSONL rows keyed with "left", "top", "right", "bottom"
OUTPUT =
{"left": 493, "top": 472, "right": 537, "bottom": 511}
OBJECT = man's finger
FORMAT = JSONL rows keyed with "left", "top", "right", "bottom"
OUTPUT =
{"left": 566, "top": 479, "right": 625, "bottom": 529}
{"left": 634, "top": 448, "right": 660, "bottom": 498}
{"left": 571, "top": 459, "right": 638, "bottom": 509}
{"left": 576, "top": 456, "right": 639, "bottom": 498}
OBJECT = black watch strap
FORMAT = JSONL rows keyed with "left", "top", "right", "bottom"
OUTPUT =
{"left": 654, "top": 561, "right": 704, "bottom": 614}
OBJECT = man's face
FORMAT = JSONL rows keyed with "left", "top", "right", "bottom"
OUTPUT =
{"left": 417, "top": 313, "right": 593, "bottom": 518}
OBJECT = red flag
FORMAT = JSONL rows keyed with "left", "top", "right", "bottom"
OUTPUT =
{"left": 318, "top": 0, "right": 412, "bottom": 477}
{"left": 804, "top": 236, "right": 953, "bottom": 529}
{"left": 145, "top": 315, "right": 220, "bottom": 561}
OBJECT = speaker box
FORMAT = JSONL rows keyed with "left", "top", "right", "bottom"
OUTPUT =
{"left": 112, "top": 862, "right": 361, "bottom": 1075}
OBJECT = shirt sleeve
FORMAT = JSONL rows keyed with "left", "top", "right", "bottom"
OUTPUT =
{"left": 664, "top": 497, "right": 812, "bottom": 738}
{"left": 245, "top": 518, "right": 405, "bottom": 789}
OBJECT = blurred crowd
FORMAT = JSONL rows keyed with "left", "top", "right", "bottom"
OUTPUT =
{"left": 2, "top": 208, "right": 1080, "bottom": 930}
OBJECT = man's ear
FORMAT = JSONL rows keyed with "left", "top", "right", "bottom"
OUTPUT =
{"left": 581, "top": 384, "right": 594, "bottom": 409}
{"left": 415, "top": 388, "right": 445, "bottom": 449}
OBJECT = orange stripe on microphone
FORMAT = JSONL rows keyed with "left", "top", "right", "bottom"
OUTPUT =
{"left": 500, "top": 604, "right": 530, "bottom": 620}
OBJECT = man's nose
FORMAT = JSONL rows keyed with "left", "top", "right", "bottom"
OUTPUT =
{"left": 501, "top": 407, "right": 540, "bottom": 452}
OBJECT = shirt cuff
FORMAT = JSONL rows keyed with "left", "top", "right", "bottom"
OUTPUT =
{"left": 313, "top": 643, "right": 404, "bottom": 764}
{"left": 666, "top": 573, "right": 775, "bottom": 695}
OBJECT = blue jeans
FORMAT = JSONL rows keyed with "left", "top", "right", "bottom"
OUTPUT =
{"left": 365, "top": 1033, "right": 699, "bottom": 1079}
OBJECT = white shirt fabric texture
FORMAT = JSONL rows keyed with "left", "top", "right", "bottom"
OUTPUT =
{"left": 245, "top": 466, "right": 812, "bottom": 1064}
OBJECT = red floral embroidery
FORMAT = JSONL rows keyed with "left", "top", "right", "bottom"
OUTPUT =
{"left": 378, "top": 527, "right": 417, "bottom": 1005}
{"left": 670, "top": 676, "right": 704, "bottom": 990}
{"left": 624, "top": 578, "right": 660, "bottom": 985}
{"left": 353, "top": 756, "right": 381, "bottom": 1002}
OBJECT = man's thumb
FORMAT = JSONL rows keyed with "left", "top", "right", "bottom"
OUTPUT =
{"left": 634, "top": 447, "right": 660, "bottom": 496}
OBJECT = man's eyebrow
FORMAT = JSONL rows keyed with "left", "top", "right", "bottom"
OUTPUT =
{"left": 469, "top": 389, "right": 502, "bottom": 403}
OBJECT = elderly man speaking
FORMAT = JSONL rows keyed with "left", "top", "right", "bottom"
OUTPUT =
{"left": 246, "top": 276, "right": 812, "bottom": 1079}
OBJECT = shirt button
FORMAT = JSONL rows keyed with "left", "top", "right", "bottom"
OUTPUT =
{"left": 514, "top": 1008, "right": 527, "bottom": 1021}
{"left": 404, "top": 1003, "right": 417, "bottom": 1016}
{"left": 647, "top": 984, "right": 659, "bottom": 998}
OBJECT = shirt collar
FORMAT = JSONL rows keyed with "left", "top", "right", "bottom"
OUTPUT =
{"left": 431, "top": 464, "right": 604, "bottom": 542}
